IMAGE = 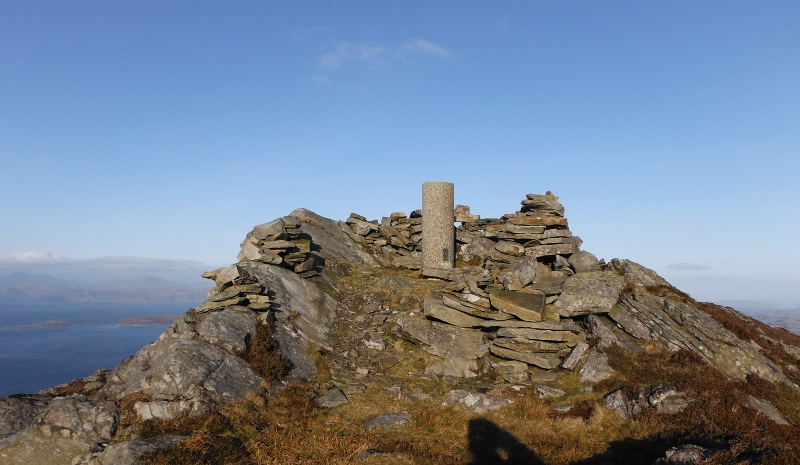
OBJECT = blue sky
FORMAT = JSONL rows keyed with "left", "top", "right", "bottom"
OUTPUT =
{"left": 1, "top": 2, "right": 798, "bottom": 304}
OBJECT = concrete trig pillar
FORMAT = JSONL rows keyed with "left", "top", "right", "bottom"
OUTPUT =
{"left": 422, "top": 181, "right": 455, "bottom": 275}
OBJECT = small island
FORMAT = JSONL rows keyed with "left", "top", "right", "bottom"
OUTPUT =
{"left": 2, "top": 320, "right": 77, "bottom": 329}
{"left": 114, "top": 314, "right": 181, "bottom": 326}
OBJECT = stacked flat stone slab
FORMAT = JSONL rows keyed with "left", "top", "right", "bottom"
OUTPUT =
{"left": 341, "top": 211, "right": 423, "bottom": 269}
{"left": 459, "top": 192, "right": 582, "bottom": 264}
{"left": 237, "top": 217, "right": 318, "bottom": 278}
{"left": 416, "top": 271, "right": 587, "bottom": 376}
{"left": 197, "top": 265, "right": 271, "bottom": 314}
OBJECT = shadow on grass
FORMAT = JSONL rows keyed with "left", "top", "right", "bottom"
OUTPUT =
{"left": 468, "top": 418, "right": 545, "bottom": 465}
{"left": 569, "top": 436, "right": 675, "bottom": 465}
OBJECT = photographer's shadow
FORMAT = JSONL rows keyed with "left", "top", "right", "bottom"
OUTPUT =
{"left": 467, "top": 418, "right": 545, "bottom": 465}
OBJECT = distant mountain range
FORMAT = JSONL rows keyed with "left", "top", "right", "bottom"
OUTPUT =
{"left": 0, "top": 272, "right": 209, "bottom": 303}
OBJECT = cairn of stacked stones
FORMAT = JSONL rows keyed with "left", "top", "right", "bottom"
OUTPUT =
{"left": 341, "top": 210, "right": 423, "bottom": 269}
{"left": 408, "top": 192, "right": 595, "bottom": 380}
{"left": 237, "top": 216, "right": 318, "bottom": 278}
{"left": 196, "top": 265, "right": 271, "bottom": 314}
{"left": 196, "top": 217, "right": 321, "bottom": 314}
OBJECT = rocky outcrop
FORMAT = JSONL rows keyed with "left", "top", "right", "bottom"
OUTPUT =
{"left": 604, "top": 384, "right": 693, "bottom": 420}
{"left": 0, "top": 395, "right": 118, "bottom": 465}
{"left": 98, "top": 321, "right": 263, "bottom": 419}
{"left": 83, "top": 436, "right": 185, "bottom": 465}
{"left": 3, "top": 192, "right": 800, "bottom": 464}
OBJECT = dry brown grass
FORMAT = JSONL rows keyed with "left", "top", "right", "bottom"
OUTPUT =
{"left": 243, "top": 321, "right": 287, "bottom": 382}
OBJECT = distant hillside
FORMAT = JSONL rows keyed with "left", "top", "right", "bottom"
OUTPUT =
{"left": 115, "top": 314, "right": 181, "bottom": 326}
{"left": 0, "top": 272, "right": 208, "bottom": 303}
{"left": 741, "top": 309, "right": 800, "bottom": 336}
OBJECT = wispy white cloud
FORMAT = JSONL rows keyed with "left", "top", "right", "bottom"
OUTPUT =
{"left": 316, "top": 37, "right": 449, "bottom": 71}
{"left": 318, "top": 41, "right": 387, "bottom": 70}
{"left": 0, "top": 251, "right": 69, "bottom": 264}
{"left": 397, "top": 38, "right": 450, "bottom": 58}
{"left": 0, "top": 251, "right": 202, "bottom": 269}
{"left": 668, "top": 262, "right": 713, "bottom": 271}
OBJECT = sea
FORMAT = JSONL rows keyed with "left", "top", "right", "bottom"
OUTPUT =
{"left": 0, "top": 300, "right": 199, "bottom": 396}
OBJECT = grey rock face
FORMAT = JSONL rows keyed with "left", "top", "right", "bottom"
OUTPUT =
{"left": 290, "top": 209, "right": 379, "bottom": 267}
{"left": 195, "top": 307, "right": 258, "bottom": 354}
{"left": 0, "top": 395, "right": 118, "bottom": 465}
{"left": 586, "top": 315, "right": 642, "bottom": 352}
{"left": 459, "top": 233, "right": 496, "bottom": 263}
{"left": 85, "top": 436, "right": 185, "bottom": 465}
{"left": 0, "top": 397, "right": 46, "bottom": 440}
{"left": 579, "top": 350, "right": 614, "bottom": 383}
{"left": 607, "top": 292, "right": 791, "bottom": 384}
{"left": 243, "top": 262, "right": 337, "bottom": 381}
{"left": 747, "top": 395, "right": 791, "bottom": 425}
{"left": 98, "top": 337, "right": 263, "bottom": 417}
{"left": 555, "top": 271, "right": 624, "bottom": 317}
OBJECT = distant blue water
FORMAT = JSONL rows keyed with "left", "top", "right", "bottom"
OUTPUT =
{"left": 0, "top": 301, "right": 197, "bottom": 396}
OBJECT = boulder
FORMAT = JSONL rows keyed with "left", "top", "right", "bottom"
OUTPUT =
{"left": 568, "top": 250, "right": 603, "bottom": 273}
{"left": 579, "top": 350, "right": 614, "bottom": 383}
{"left": 555, "top": 271, "right": 623, "bottom": 317}
{"left": 606, "top": 258, "right": 669, "bottom": 289}
{"left": 395, "top": 315, "right": 490, "bottom": 360}
{"left": 496, "top": 255, "right": 537, "bottom": 291}
{"left": 441, "top": 390, "right": 513, "bottom": 414}
{"left": 604, "top": 385, "right": 692, "bottom": 420}
{"left": 315, "top": 389, "right": 348, "bottom": 408}
{"left": 362, "top": 411, "right": 411, "bottom": 430}
{"left": 653, "top": 444, "right": 714, "bottom": 465}
{"left": 561, "top": 342, "right": 589, "bottom": 370}
{"left": 459, "top": 234, "right": 497, "bottom": 263}
{"left": 536, "top": 385, "right": 567, "bottom": 399}
{"left": 85, "top": 436, "right": 185, "bottom": 465}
